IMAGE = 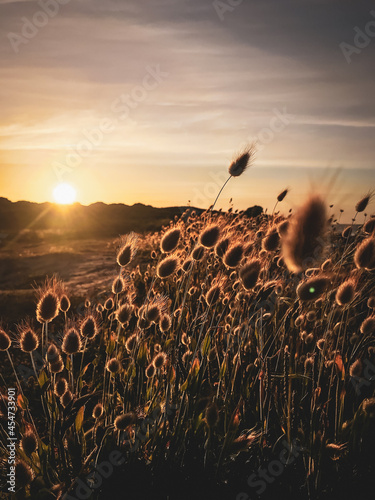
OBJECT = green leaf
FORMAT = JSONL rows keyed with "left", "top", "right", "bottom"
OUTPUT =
{"left": 75, "top": 405, "right": 85, "bottom": 433}
{"left": 201, "top": 333, "right": 211, "bottom": 358}
{"left": 38, "top": 369, "right": 48, "bottom": 389}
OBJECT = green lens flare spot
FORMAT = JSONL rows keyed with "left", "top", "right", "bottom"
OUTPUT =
{"left": 309, "top": 287, "right": 315, "bottom": 294}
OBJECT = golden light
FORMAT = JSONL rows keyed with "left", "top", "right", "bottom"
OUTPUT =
{"left": 53, "top": 183, "right": 77, "bottom": 205}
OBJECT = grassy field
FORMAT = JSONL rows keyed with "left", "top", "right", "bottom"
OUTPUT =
{"left": 1, "top": 156, "right": 375, "bottom": 500}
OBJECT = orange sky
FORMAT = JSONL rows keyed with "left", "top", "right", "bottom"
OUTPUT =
{"left": 0, "top": 0, "right": 374, "bottom": 221}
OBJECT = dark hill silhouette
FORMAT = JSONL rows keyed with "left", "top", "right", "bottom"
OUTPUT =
{"left": 0, "top": 197, "right": 263, "bottom": 241}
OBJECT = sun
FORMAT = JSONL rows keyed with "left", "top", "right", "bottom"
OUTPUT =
{"left": 53, "top": 183, "right": 77, "bottom": 205}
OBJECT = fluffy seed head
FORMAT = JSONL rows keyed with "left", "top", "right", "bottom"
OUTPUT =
{"left": 262, "top": 228, "right": 280, "bottom": 252}
{"left": 336, "top": 279, "right": 356, "bottom": 306}
{"left": 277, "top": 188, "right": 289, "bottom": 202}
{"left": 228, "top": 143, "right": 256, "bottom": 177}
{"left": 199, "top": 224, "right": 220, "bottom": 248}
{"left": 92, "top": 403, "right": 104, "bottom": 419}
{"left": 363, "top": 217, "right": 375, "bottom": 234}
{"left": 182, "top": 258, "right": 193, "bottom": 272}
{"left": 19, "top": 327, "right": 39, "bottom": 352}
{"left": 354, "top": 236, "right": 375, "bottom": 270}
{"left": 349, "top": 359, "right": 362, "bottom": 377}
{"left": 36, "top": 291, "right": 60, "bottom": 324}
{"left": 114, "top": 412, "right": 136, "bottom": 431}
{"left": 192, "top": 245, "right": 205, "bottom": 261}
{"left": 282, "top": 195, "right": 327, "bottom": 273}
{"left": 62, "top": 328, "right": 81, "bottom": 355}
{"left": 50, "top": 357, "right": 64, "bottom": 374}
{"left": 15, "top": 460, "right": 34, "bottom": 486}
{"left": 21, "top": 430, "right": 38, "bottom": 456}
{"left": 161, "top": 227, "right": 181, "bottom": 253}
{"left": 125, "top": 333, "right": 138, "bottom": 353}
{"left": 157, "top": 255, "right": 179, "bottom": 278}
{"left": 159, "top": 314, "right": 171, "bottom": 332}
{"left": 46, "top": 343, "right": 59, "bottom": 363}
{"left": 277, "top": 220, "right": 289, "bottom": 237}
{"left": 54, "top": 378, "right": 68, "bottom": 397}
{"left": 146, "top": 363, "right": 156, "bottom": 378}
{"left": 112, "top": 276, "right": 125, "bottom": 294}
{"left": 367, "top": 296, "right": 375, "bottom": 309}
{"left": 59, "top": 294, "right": 71, "bottom": 313}
{"left": 223, "top": 243, "right": 244, "bottom": 268}
{"left": 297, "top": 276, "right": 330, "bottom": 302}
{"left": 153, "top": 352, "right": 167, "bottom": 369}
{"left": 355, "top": 193, "right": 372, "bottom": 213}
{"left": 205, "top": 284, "right": 222, "bottom": 306}
{"left": 106, "top": 357, "right": 121, "bottom": 374}
{"left": 360, "top": 315, "right": 375, "bottom": 335}
{"left": 117, "top": 233, "right": 138, "bottom": 267}
{"left": 215, "top": 237, "right": 230, "bottom": 258}
{"left": 104, "top": 297, "right": 114, "bottom": 310}
{"left": 116, "top": 304, "right": 133, "bottom": 326}
{"left": 239, "top": 259, "right": 262, "bottom": 291}
{"left": 0, "top": 329, "right": 11, "bottom": 351}
{"left": 80, "top": 315, "right": 99, "bottom": 339}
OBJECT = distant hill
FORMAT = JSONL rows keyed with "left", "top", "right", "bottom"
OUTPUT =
{"left": 0, "top": 197, "right": 263, "bottom": 242}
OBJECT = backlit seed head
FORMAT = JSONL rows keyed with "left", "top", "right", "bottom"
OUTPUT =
{"left": 182, "top": 258, "right": 194, "bottom": 272}
{"left": 161, "top": 227, "right": 181, "bottom": 253}
{"left": 146, "top": 363, "right": 156, "bottom": 378}
{"left": 228, "top": 143, "right": 256, "bottom": 177}
{"left": 297, "top": 276, "right": 330, "bottom": 302}
{"left": 0, "top": 329, "right": 11, "bottom": 351}
{"left": 19, "top": 327, "right": 39, "bottom": 352}
{"left": 262, "top": 229, "right": 280, "bottom": 252}
{"left": 360, "top": 315, "right": 375, "bottom": 335}
{"left": 367, "top": 296, "right": 375, "bottom": 309}
{"left": 205, "top": 284, "right": 222, "bottom": 306}
{"left": 215, "top": 237, "right": 230, "bottom": 258}
{"left": 239, "top": 259, "right": 262, "bottom": 291}
{"left": 157, "top": 255, "right": 179, "bottom": 278}
{"left": 153, "top": 352, "right": 167, "bottom": 369}
{"left": 80, "top": 315, "right": 99, "bottom": 339}
{"left": 125, "top": 333, "right": 138, "bottom": 353}
{"left": 223, "top": 243, "right": 244, "bottom": 268}
{"left": 62, "top": 328, "right": 81, "bottom": 355}
{"left": 112, "top": 276, "right": 125, "bottom": 295}
{"left": 15, "top": 460, "right": 34, "bottom": 486}
{"left": 114, "top": 412, "right": 136, "bottom": 431}
{"left": 54, "top": 378, "right": 68, "bottom": 397}
{"left": 116, "top": 304, "right": 133, "bottom": 326}
{"left": 355, "top": 193, "right": 372, "bottom": 213}
{"left": 117, "top": 233, "right": 138, "bottom": 267}
{"left": 21, "top": 430, "right": 38, "bottom": 456}
{"left": 192, "top": 245, "right": 205, "bottom": 261}
{"left": 37, "top": 291, "right": 60, "bottom": 324}
{"left": 92, "top": 403, "right": 104, "bottom": 419}
{"left": 199, "top": 224, "right": 220, "bottom": 248}
{"left": 50, "top": 357, "right": 64, "bottom": 374}
{"left": 277, "top": 188, "right": 289, "bottom": 203}
{"left": 335, "top": 279, "right": 356, "bottom": 306}
{"left": 349, "top": 359, "right": 362, "bottom": 377}
{"left": 159, "top": 314, "right": 171, "bottom": 332}
{"left": 46, "top": 343, "right": 59, "bottom": 363}
{"left": 104, "top": 297, "right": 114, "bottom": 310}
{"left": 354, "top": 236, "right": 375, "bottom": 270}
{"left": 59, "top": 294, "right": 71, "bottom": 313}
{"left": 106, "top": 357, "right": 121, "bottom": 374}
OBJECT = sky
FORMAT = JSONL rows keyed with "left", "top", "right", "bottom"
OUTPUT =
{"left": 0, "top": 0, "right": 374, "bottom": 221}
